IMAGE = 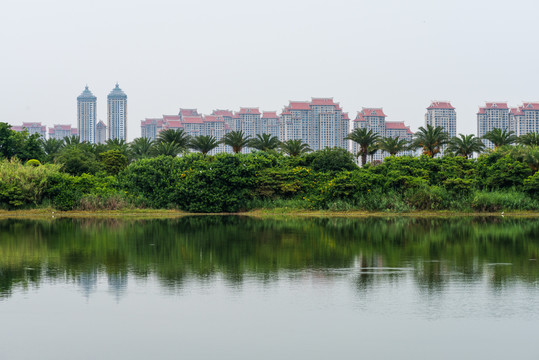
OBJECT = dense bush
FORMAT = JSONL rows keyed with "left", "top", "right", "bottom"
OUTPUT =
{"left": 0, "top": 159, "right": 61, "bottom": 208}
{"left": 2, "top": 142, "right": 539, "bottom": 213}
{"left": 44, "top": 172, "right": 119, "bottom": 210}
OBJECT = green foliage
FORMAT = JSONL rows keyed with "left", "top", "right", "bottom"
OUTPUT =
{"left": 518, "top": 132, "right": 539, "bottom": 146}
{"left": 279, "top": 139, "right": 312, "bottom": 157}
{"left": 100, "top": 150, "right": 128, "bottom": 175}
{"left": 345, "top": 128, "right": 380, "bottom": 166}
{"left": 44, "top": 172, "right": 119, "bottom": 211}
{"left": 221, "top": 131, "right": 251, "bottom": 154}
{"left": 130, "top": 137, "right": 154, "bottom": 160}
{"left": 482, "top": 128, "right": 517, "bottom": 148}
{"left": 412, "top": 124, "right": 449, "bottom": 157}
{"left": 56, "top": 145, "right": 102, "bottom": 176}
{"left": 174, "top": 154, "right": 256, "bottom": 212}
{"left": 310, "top": 147, "right": 357, "bottom": 172}
{"left": 26, "top": 159, "right": 41, "bottom": 167}
{"left": 378, "top": 136, "right": 409, "bottom": 156}
{"left": 157, "top": 129, "right": 191, "bottom": 150}
{"left": 447, "top": 134, "right": 485, "bottom": 159}
{"left": 0, "top": 159, "right": 62, "bottom": 208}
{"left": 249, "top": 133, "right": 281, "bottom": 151}
{"left": 482, "top": 155, "right": 532, "bottom": 189}
{"left": 40, "top": 138, "right": 64, "bottom": 163}
{"left": 523, "top": 172, "right": 539, "bottom": 196}
{"left": 471, "top": 190, "right": 539, "bottom": 212}
{"left": 0, "top": 123, "right": 45, "bottom": 162}
{"left": 119, "top": 156, "right": 181, "bottom": 208}
{"left": 189, "top": 135, "right": 220, "bottom": 155}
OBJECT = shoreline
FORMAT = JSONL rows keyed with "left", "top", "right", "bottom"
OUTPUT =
{"left": 1, "top": 208, "right": 539, "bottom": 219}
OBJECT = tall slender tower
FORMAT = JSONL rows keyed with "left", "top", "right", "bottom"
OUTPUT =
{"left": 107, "top": 83, "right": 127, "bottom": 141}
{"left": 77, "top": 86, "right": 97, "bottom": 143}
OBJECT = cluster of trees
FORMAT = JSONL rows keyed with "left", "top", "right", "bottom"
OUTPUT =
{"left": 1, "top": 121, "right": 538, "bottom": 213}
{"left": 347, "top": 125, "right": 539, "bottom": 166}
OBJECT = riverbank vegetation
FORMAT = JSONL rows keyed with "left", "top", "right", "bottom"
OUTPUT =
{"left": 1, "top": 122, "right": 538, "bottom": 213}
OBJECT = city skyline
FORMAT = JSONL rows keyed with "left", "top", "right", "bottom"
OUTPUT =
{"left": 3, "top": 0, "right": 539, "bottom": 142}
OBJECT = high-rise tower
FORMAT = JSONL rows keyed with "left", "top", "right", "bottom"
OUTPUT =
{"left": 107, "top": 83, "right": 127, "bottom": 141}
{"left": 77, "top": 86, "right": 97, "bottom": 143}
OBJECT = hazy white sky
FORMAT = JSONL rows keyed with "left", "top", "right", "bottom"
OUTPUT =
{"left": 2, "top": 0, "right": 539, "bottom": 140}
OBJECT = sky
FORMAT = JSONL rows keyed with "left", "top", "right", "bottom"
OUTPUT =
{"left": 2, "top": 0, "right": 539, "bottom": 141}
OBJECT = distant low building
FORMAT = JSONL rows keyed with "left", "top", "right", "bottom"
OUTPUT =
{"left": 49, "top": 124, "right": 78, "bottom": 140}
{"left": 96, "top": 121, "right": 107, "bottom": 144}
{"left": 11, "top": 122, "right": 47, "bottom": 138}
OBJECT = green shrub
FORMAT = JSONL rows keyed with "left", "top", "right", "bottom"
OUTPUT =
{"left": 523, "top": 172, "right": 539, "bottom": 197}
{"left": 26, "top": 159, "right": 41, "bottom": 167}
{"left": 0, "top": 159, "right": 61, "bottom": 208}
{"left": 470, "top": 190, "right": 539, "bottom": 212}
{"left": 44, "top": 172, "right": 119, "bottom": 211}
{"left": 310, "top": 148, "right": 357, "bottom": 172}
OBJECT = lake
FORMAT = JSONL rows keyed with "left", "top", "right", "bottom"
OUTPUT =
{"left": 1, "top": 216, "right": 538, "bottom": 359}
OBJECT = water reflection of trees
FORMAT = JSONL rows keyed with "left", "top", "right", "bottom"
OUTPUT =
{"left": 0, "top": 216, "right": 538, "bottom": 299}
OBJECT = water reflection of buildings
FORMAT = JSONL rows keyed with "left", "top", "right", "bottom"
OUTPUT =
{"left": 108, "top": 272, "right": 128, "bottom": 302}
{"left": 76, "top": 269, "right": 128, "bottom": 301}
{"left": 77, "top": 269, "right": 98, "bottom": 299}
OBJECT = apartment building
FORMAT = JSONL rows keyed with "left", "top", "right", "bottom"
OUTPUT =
{"left": 11, "top": 122, "right": 46, "bottom": 138}
{"left": 107, "top": 84, "right": 127, "bottom": 141}
{"left": 477, "top": 102, "right": 510, "bottom": 149}
{"left": 49, "top": 124, "right": 78, "bottom": 140}
{"left": 77, "top": 86, "right": 97, "bottom": 143}
{"left": 353, "top": 108, "right": 413, "bottom": 162}
{"left": 510, "top": 102, "right": 539, "bottom": 136}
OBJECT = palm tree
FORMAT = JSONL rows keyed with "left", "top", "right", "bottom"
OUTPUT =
{"left": 40, "top": 138, "right": 64, "bottom": 161}
{"left": 412, "top": 124, "right": 449, "bottom": 157}
{"left": 249, "top": 133, "right": 281, "bottom": 151}
{"left": 345, "top": 128, "right": 381, "bottom": 166}
{"left": 279, "top": 139, "right": 312, "bottom": 157}
{"left": 221, "top": 131, "right": 251, "bottom": 154}
{"left": 447, "top": 134, "right": 485, "bottom": 159}
{"left": 151, "top": 141, "right": 183, "bottom": 157}
{"left": 63, "top": 135, "right": 81, "bottom": 146}
{"left": 365, "top": 144, "right": 378, "bottom": 163}
{"left": 189, "top": 135, "right": 220, "bottom": 155}
{"left": 482, "top": 128, "right": 517, "bottom": 149}
{"left": 518, "top": 132, "right": 539, "bottom": 146}
{"left": 130, "top": 137, "right": 154, "bottom": 160}
{"left": 378, "top": 136, "right": 409, "bottom": 156}
{"left": 157, "top": 129, "right": 191, "bottom": 151}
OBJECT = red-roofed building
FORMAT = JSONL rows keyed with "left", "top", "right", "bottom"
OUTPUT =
{"left": 511, "top": 102, "right": 539, "bottom": 136}
{"left": 11, "top": 122, "right": 47, "bottom": 138}
{"left": 49, "top": 124, "right": 78, "bottom": 140}
{"left": 179, "top": 109, "right": 199, "bottom": 117}
{"left": 141, "top": 118, "right": 165, "bottom": 140}
{"left": 477, "top": 102, "right": 511, "bottom": 149}
{"left": 427, "top": 101, "right": 455, "bottom": 110}
{"left": 425, "top": 101, "right": 456, "bottom": 155}
{"left": 260, "top": 111, "right": 280, "bottom": 138}
{"left": 352, "top": 108, "right": 414, "bottom": 163}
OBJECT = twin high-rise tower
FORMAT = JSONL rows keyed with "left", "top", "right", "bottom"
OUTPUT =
{"left": 77, "top": 84, "right": 127, "bottom": 143}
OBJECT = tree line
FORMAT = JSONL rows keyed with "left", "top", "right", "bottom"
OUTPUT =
{"left": 1, "top": 121, "right": 538, "bottom": 213}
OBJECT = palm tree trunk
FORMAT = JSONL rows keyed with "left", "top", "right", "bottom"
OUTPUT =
{"left": 361, "top": 153, "right": 367, "bottom": 167}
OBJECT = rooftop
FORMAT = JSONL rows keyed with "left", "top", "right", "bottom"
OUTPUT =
{"left": 77, "top": 86, "right": 96, "bottom": 101}
{"left": 427, "top": 101, "right": 455, "bottom": 110}
{"left": 107, "top": 83, "right": 127, "bottom": 99}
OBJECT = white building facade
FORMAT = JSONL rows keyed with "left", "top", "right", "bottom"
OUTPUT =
{"left": 77, "top": 86, "right": 97, "bottom": 143}
{"left": 107, "top": 84, "right": 127, "bottom": 141}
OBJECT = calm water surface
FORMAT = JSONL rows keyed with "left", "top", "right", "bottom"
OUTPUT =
{"left": 1, "top": 216, "right": 538, "bottom": 359}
